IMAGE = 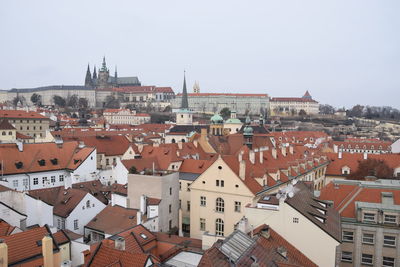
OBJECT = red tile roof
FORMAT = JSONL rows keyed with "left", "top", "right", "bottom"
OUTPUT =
{"left": 28, "top": 186, "right": 88, "bottom": 218}
{"left": 0, "top": 141, "right": 95, "bottom": 175}
{"left": 0, "top": 119, "right": 15, "bottom": 130}
{"left": 177, "top": 93, "right": 268, "bottom": 97}
{"left": 0, "top": 110, "right": 49, "bottom": 120}
{"left": 271, "top": 97, "right": 318, "bottom": 103}
{"left": 63, "top": 135, "right": 131, "bottom": 156}
{"left": 86, "top": 205, "right": 137, "bottom": 235}
{"left": 0, "top": 219, "right": 16, "bottom": 236}
{"left": 1, "top": 226, "right": 59, "bottom": 266}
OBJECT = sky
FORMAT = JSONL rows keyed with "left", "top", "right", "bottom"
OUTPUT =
{"left": 1, "top": 0, "right": 399, "bottom": 109}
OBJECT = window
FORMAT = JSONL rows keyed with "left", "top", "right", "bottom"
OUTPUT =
{"left": 384, "top": 214, "right": 397, "bottom": 224}
{"left": 221, "top": 180, "right": 224, "bottom": 187}
{"left": 23, "top": 179, "right": 28, "bottom": 188}
{"left": 234, "top": 201, "right": 241, "bottom": 212}
{"left": 341, "top": 251, "right": 352, "bottom": 262}
{"left": 169, "top": 220, "right": 172, "bottom": 231}
{"left": 59, "top": 175, "right": 64, "bottom": 182}
{"left": 187, "top": 183, "right": 191, "bottom": 192}
{"left": 361, "top": 254, "right": 373, "bottom": 265}
{"left": 383, "top": 257, "right": 395, "bottom": 267}
{"left": 169, "top": 187, "right": 172, "bottom": 195}
{"left": 42, "top": 177, "right": 47, "bottom": 184}
{"left": 363, "top": 213, "right": 376, "bottom": 223}
{"left": 8, "top": 131, "right": 12, "bottom": 135}
{"left": 74, "top": 219, "right": 79, "bottom": 230}
{"left": 200, "top": 218, "right": 206, "bottom": 231}
{"left": 179, "top": 182, "right": 181, "bottom": 190}
{"left": 13, "top": 180, "right": 18, "bottom": 188}
{"left": 200, "top": 196, "right": 206, "bottom": 206}
{"left": 215, "top": 218, "right": 224, "bottom": 236}
{"left": 33, "top": 178, "right": 38, "bottom": 185}
{"left": 51, "top": 176, "right": 55, "bottom": 183}
{"left": 362, "top": 233, "right": 374, "bottom": 244}
{"left": 342, "top": 231, "right": 354, "bottom": 242}
{"left": 216, "top": 198, "right": 224, "bottom": 213}
{"left": 106, "top": 159, "right": 109, "bottom": 165}
{"left": 293, "top": 217, "right": 299, "bottom": 223}
{"left": 216, "top": 180, "right": 219, "bottom": 187}
{"left": 383, "top": 235, "right": 396, "bottom": 247}
{"left": 86, "top": 200, "right": 90, "bottom": 208}
{"left": 187, "top": 201, "right": 190, "bottom": 212}
{"left": 1, "top": 131, "right": 5, "bottom": 136}
{"left": 169, "top": 204, "right": 172, "bottom": 213}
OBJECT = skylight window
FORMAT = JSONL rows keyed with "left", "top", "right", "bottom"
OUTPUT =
{"left": 140, "top": 233, "right": 148, "bottom": 239}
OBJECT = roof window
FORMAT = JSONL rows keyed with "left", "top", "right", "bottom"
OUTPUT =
{"left": 140, "top": 233, "right": 148, "bottom": 239}
{"left": 38, "top": 159, "right": 46, "bottom": 166}
{"left": 15, "top": 161, "right": 23, "bottom": 169}
{"left": 51, "top": 158, "right": 58, "bottom": 165}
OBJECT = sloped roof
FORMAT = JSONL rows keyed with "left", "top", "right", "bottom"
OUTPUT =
{"left": 28, "top": 186, "right": 88, "bottom": 218}
{"left": 63, "top": 135, "right": 130, "bottom": 156}
{"left": 86, "top": 205, "right": 137, "bottom": 235}
{"left": 0, "top": 119, "right": 15, "bottom": 130}
{"left": 0, "top": 141, "right": 95, "bottom": 175}
{"left": 0, "top": 219, "right": 16, "bottom": 236}
{"left": 1, "top": 226, "right": 59, "bottom": 266}
{"left": 0, "top": 110, "right": 49, "bottom": 120}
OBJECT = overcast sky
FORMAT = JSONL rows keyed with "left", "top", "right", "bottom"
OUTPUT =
{"left": 1, "top": 0, "right": 399, "bottom": 108}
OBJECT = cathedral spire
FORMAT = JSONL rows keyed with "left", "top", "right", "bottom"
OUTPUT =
{"left": 181, "top": 71, "right": 189, "bottom": 109}
{"left": 93, "top": 66, "right": 97, "bottom": 79}
{"left": 85, "top": 64, "right": 93, "bottom": 87}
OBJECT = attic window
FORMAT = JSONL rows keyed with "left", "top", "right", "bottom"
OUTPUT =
{"left": 51, "top": 158, "right": 58, "bottom": 165}
{"left": 218, "top": 166, "right": 222, "bottom": 170}
{"left": 74, "top": 159, "right": 80, "bottom": 164}
{"left": 15, "top": 161, "right": 23, "bottom": 169}
{"left": 36, "top": 240, "right": 42, "bottom": 247}
{"left": 140, "top": 233, "right": 148, "bottom": 239}
{"left": 38, "top": 159, "right": 46, "bottom": 166}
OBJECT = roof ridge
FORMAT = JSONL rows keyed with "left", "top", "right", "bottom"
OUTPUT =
{"left": 338, "top": 187, "right": 363, "bottom": 214}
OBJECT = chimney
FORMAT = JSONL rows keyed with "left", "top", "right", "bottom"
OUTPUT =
{"left": 115, "top": 237, "right": 125, "bottom": 250}
{"left": 333, "top": 144, "right": 338, "bottom": 153}
{"left": 249, "top": 150, "right": 255, "bottom": 164}
{"left": 238, "top": 150, "right": 244, "bottom": 162}
{"left": 138, "top": 144, "right": 144, "bottom": 153}
{"left": 193, "top": 140, "right": 198, "bottom": 148}
{"left": 178, "top": 141, "right": 183, "bottom": 150}
{"left": 0, "top": 239, "right": 7, "bottom": 267}
{"left": 239, "top": 160, "right": 246, "bottom": 180}
{"left": 363, "top": 152, "right": 368, "bottom": 160}
{"left": 289, "top": 146, "right": 294, "bottom": 155}
{"left": 55, "top": 138, "right": 63, "bottom": 148}
{"left": 201, "top": 128, "right": 207, "bottom": 137}
{"left": 140, "top": 195, "right": 147, "bottom": 214}
{"left": 260, "top": 226, "right": 270, "bottom": 239}
{"left": 16, "top": 140, "right": 23, "bottom": 152}
{"left": 281, "top": 146, "right": 287, "bottom": 157}
{"left": 42, "top": 234, "right": 54, "bottom": 267}
{"left": 137, "top": 211, "right": 142, "bottom": 225}
{"left": 271, "top": 148, "right": 277, "bottom": 159}
{"left": 338, "top": 151, "right": 342, "bottom": 159}
{"left": 259, "top": 151, "right": 264, "bottom": 164}
{"left": 78, "top": 141, "right": 85, "bottom": 148}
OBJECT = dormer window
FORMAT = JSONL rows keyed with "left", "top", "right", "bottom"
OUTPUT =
{"left": 38, "top": 159, "right": 45, "bottom": 166}
{"left": 15, "top": 161, "right": 23, "bottom": 169}
{"left": 51, "top": 158, "right": 58, "bottom": 165}
{"left": 363, "top": 212, "right": 376, "bottom": 223}
{"left": 140, "top": 233, "right": 148, "bottom": 239}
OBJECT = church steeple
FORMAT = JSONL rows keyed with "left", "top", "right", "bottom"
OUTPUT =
{"left": 181, "top": 71, "right": 189, "bottom": 109}
{"left": 93, "top": 66, "right": 97, "bottom": 79}
{"left": 85, "top": 64, "right": 93, "bottom": 87}
{"left": 114, "top": 66, "right": 118, "bottom": 83}
{"left": 101, "top": 56, "right": 108, "bottom": 72}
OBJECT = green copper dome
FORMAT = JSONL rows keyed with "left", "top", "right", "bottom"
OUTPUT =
{"left": 243, "top": 125, "right": 253, "bottom": 135}
{"left": 225, "top": 118, "right": 242, "bottom": 124}
{"left": 210, "top": 114, "right": 224, "bottom": 123}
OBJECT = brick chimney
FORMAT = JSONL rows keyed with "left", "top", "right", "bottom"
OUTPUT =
{"left": 271, "top": 148, "right": 277, "bottom": 159}
{"left": 0, "top": 239, "right": 7, "bottom": 267}
{"left": 239, "top": 160, "right": 246, "bottom": 180}
{"left": 42, "top": 234, "right": 53, "bottom": 267}
{"left": 249, "top": 150, "right": 255, "bottom": 164}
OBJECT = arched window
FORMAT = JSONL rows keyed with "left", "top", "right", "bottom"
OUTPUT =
{"left": 216, "top": 198, "right": 224, "bottom": 213}
{"left": 86, "top": 200, "right": 90, "bottom": 208}
{"left": 1, "top": 131, "right": 5, "bottom": 136}
{"left": 8, "top": 131, "right": 12, "bottom": 135}
{"left": 171, "top": 138, "right": 176, "bottom": 143}
{"left": 216, "top": 218, "right": 224, "bottom": 236}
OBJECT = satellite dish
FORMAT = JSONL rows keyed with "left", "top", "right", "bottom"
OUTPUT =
{"left": 288, "top": 191, "right": 294, "bottom": 198}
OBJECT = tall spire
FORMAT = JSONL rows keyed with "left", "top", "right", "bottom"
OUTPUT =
{"left": 101, "top": 56, "right": 107, "bottom": 71}
{"left": 85, "top": 64, "right": 93, "bottom": 87}
{"left": 93, "top": 66, "right": 97, "bottom": 79}
{"left": 181, "top": 70, "right": 189, "bottom": 109}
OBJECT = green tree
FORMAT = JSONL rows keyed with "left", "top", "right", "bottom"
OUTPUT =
{"left": 220, "top": 107, "right": 231, "bottom": 120}
{"left": 78, "top": 97, "right": 89, "bottom": 109}
{"left": 67, "top": 94, "right": 79, "bottom": 108}
{"left": 104, "top": 95, "right": 120, "bottom": 109}
{"left": 53, "top": 95, "right": 66, "bottom": 107}
{"left": 129, "top": 166, "right": 138, "bottom": 174}
{"left": 30, "top": 93, "right": 41, "bottom": 105}
{"left": 348, "top": 158, "right": 394, "bottom": 180}
{"left": 13, "top": 96, "right": 25, "bottom": 106}
{"left": 298, "top": 109, "right": 307, "bottom": 116}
